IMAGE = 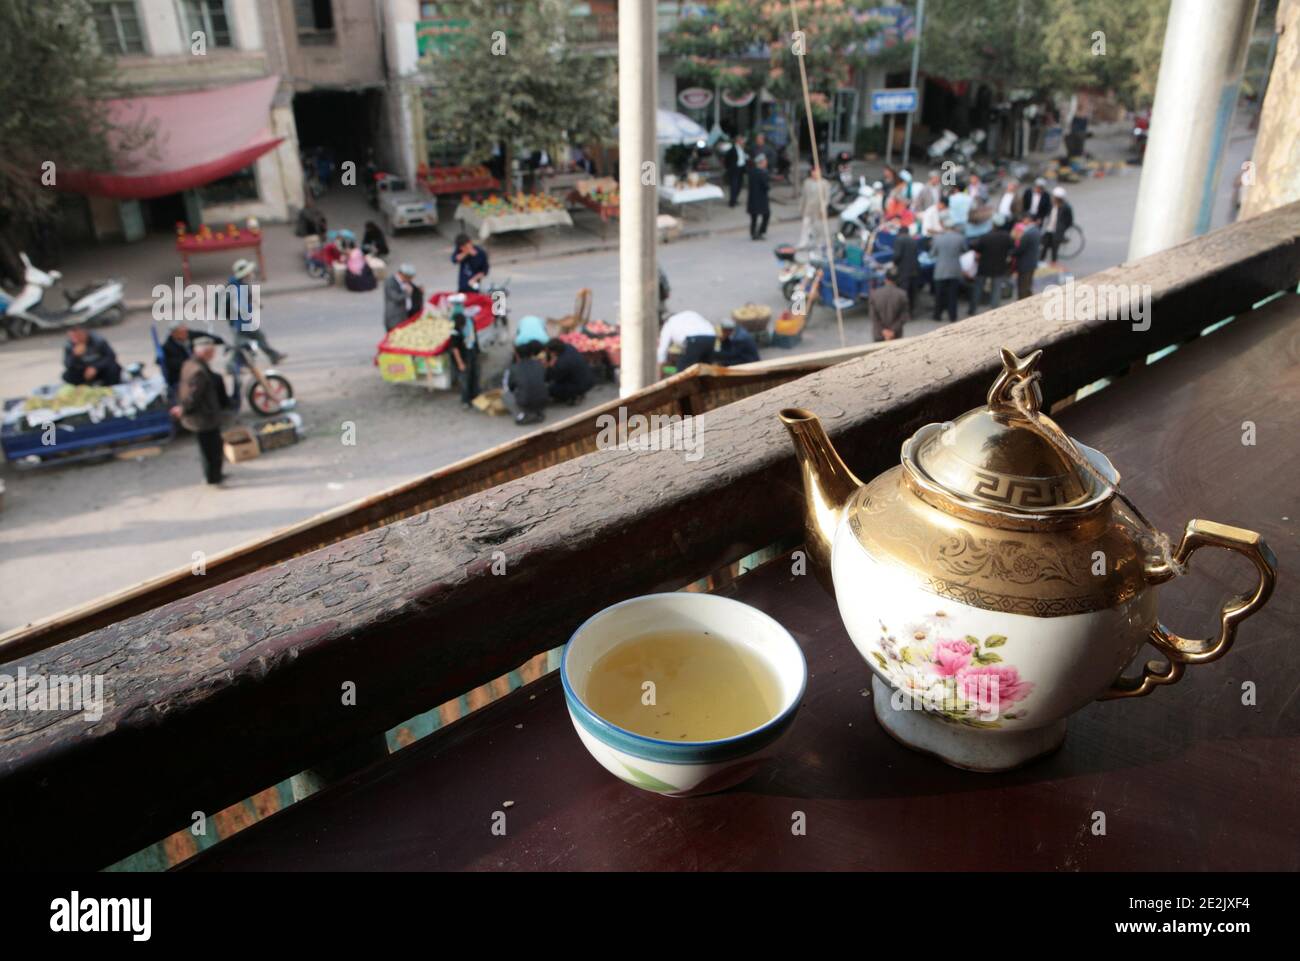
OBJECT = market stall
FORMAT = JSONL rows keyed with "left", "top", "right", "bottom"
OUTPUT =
{"left": 657, "top": 176, "right": 724, "bottom": 219}
{"left": 176, "top": 222, "right": 265, "bottom": 283}
{"left": 417, "top": 164, "right": 500, "bottom": 196}
{"left": 1, "top": 376, "right": 173, "bottom": 468}
{"left": 558, "top": 319, "right": 621, "bottom": 380}
{"left": 375, "top": 291, "right": 496, "bottom": 392}
{"left": 453, "top": 193, "right": 574, "bottom": 241}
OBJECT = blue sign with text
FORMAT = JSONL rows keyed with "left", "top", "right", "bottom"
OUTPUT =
{"left": 871, "top": 89, "right": 919, "bottom": 114}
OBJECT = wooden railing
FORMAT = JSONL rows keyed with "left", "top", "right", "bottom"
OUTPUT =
{"left": 2, "top": 202, "right": 1297, "bottom": 869}
{"left": 0, "top": 352, "right": 880, "bottom": 661}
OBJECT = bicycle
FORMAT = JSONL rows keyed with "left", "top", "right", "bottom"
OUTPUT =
{"left": 1058, "top": 223, "right": 1086, "bottom": 260}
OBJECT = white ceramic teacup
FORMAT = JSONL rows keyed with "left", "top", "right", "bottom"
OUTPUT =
{"left": 561, "top": 592, "right": 807, "bottom": 797}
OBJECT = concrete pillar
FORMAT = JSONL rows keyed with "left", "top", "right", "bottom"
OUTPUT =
{"left": 617, "top": 0, "right": 659, "bottom": 394}
{"left": 1240, "top": 0, "right": 1300, "bottom": 220}
{"left": 1128, "top": 0, "right": 1259, "bottom": 260}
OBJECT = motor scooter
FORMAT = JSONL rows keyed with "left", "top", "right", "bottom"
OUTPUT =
{"left": 837, "top": 178, "right": 883, "bottom": 241}
{"left": 0, "top": 253, "right": 125, "bottom": 339}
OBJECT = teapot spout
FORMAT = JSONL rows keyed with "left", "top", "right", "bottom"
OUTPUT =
{"left": 779, "top": 408, "right": 863, "bottom": 596}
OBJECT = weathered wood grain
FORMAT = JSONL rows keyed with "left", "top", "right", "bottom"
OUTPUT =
{"left": 1, "top": 202, "right": 1297, "bottom": 870}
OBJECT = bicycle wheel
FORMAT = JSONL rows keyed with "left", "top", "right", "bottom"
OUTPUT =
{"left": 1059, "top": 224, "right": 1085, "bottom": 260}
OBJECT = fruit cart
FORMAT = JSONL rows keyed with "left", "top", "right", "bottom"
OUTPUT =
{"left": 176, "top": 222, "right": 265, "bottom": 283}
{"left": 453, "top": 193, "right": 574, "bottom": 241}
{"left": 375, "top": 291, "right": 497, "bottom": 392}
{"left": 1, "top": 376, "right": 174, "bottom": 469}
{"left": 567, "top": 178, "right": 620, "bottom": 239}
{"left": 558, "top": 320, "right": 621, "bottom": 382}
{"left": 417, "top": 164, "right": 500, "bottom": 196}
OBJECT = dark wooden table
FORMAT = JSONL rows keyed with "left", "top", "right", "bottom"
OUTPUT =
{"left": 181, "top": 295, "right": 1300, "bottom": 871}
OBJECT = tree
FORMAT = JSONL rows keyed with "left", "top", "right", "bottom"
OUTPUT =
{"left": 0, "top": 0, "right": 151, "bottom": 278}
{"left": 420, "top": 0, "right": 615, "bottom": 176}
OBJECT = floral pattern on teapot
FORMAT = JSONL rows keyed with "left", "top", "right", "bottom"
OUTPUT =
{"left": 871, "top": 610, "right": 1035, "bottom": 729}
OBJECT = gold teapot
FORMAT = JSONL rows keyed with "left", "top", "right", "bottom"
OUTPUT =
{"left": 780, "top": 347, "right": 1277, "bottom": 771}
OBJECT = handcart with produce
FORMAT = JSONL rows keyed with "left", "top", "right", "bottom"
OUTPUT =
{"left": 1, "top": 374, "right": 174, "bottom": 469}
{"left": 375, "top": 291, "right": 498, "bottom": 392}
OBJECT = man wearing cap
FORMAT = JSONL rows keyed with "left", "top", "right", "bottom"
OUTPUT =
{"left": 715, "top": 317, "right": 760, "bottom": 366}
{"left": 161, "top": 321, "right": 226, "bottom": 401}
{"left": 170, "top": 336, "right": 230, "bottom": 486}
{"left": 226, "top": 259, "right": 286, "bottom": 364}
{"left": 1041, "top": 187, "right": 1074, "bottom": 267}
{"left": 868, "top": 266, "right": 910, "bottom": 342}
{"left": 1021, "top": 178, "right": 1052, "bottom": 223}
{"left": 384, "top": 263, "right": 422, "bottom": 331}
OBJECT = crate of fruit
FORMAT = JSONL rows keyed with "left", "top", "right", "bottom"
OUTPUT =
{"left": 255, "top": 412, "right": 303, "bottom": 453}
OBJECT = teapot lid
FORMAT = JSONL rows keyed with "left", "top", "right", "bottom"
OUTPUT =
{"left": 902, "top": 348, "right": 1117, "bottom": 524}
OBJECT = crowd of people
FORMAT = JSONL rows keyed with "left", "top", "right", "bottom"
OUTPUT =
{"left": 827, "top": 164, "right": 1078, "bottom": 343}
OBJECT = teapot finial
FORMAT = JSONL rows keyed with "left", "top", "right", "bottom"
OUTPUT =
{"left": 987, "top": 347, "right": 1044, "bottom": 415}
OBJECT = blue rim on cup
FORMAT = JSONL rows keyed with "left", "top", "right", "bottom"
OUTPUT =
{"left": 561, "top": 592, "right": 808, "bottom": 796}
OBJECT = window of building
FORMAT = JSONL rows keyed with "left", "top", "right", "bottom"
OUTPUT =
{"left": 199, "top": 165, "right": 260, "bottom": 206}
{"left": 180, "top": 0, "right": 234, "bottom": 48}
{"left": 294, "top": 0, "right": 335, "bottom": 44}
{"left": 92, "top": 1, "right": 146, "bottom": 56}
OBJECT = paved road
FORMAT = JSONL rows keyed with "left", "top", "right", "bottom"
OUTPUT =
{"left": 0, "top": 131, "right": 1255, "bottom": 633}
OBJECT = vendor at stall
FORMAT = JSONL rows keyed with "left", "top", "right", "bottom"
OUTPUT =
{"left": 715, "top": 317, "right": 761, "bottom": 366}
{"left": 63, "top": 327, "right": 123, "bottom": 386}
{"left": 382, "top": 264, "right": 423, "bottom": 331}
{"left": 505, "top": 341, "right": 548, "bottom": 426}
{"left": 452, "top": 233, "right": 490, "bottom": 293}
{"left": 448, "top": 296, "right": 480, "bottom": 409}
{"left": 657, "top": 309, "right": 716, "bottom": 369}
{"left": 543, "top": 337, "right": 595, "bottom": 405}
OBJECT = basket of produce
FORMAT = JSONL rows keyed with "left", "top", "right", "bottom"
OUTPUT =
{"left": 731, "top": 303, "right": 773, "bottom": 336}
{"left": 581, "top": 319, "right": 618, "bottom": 339}
{"left": 256, "top": 412, "right": 303, "bottom": 453}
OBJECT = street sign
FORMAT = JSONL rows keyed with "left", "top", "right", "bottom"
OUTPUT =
{"left": 871, "top": 88, "right": 919, "bottom": 114}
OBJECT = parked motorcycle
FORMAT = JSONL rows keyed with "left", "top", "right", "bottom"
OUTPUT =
{"left": 837, "top": 178, "right": 884, "bottom": 241}
{"left": 0, "top": 253, "right": 125, "bottom": 340}
{"left": 225, "top": 338, "right": 295, "bottom": 417}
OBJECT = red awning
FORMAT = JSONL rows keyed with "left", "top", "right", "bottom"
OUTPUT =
{"left": 59, "top": 76, "right": 284, "bottom": 200}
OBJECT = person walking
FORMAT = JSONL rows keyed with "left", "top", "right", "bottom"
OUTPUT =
{"left": 797, "top": 165, "right": 832, "bottom": 251}
{"left": 171, "top": 335, "right": 229, "bottom": 486}
{"left": 869, "top": 266, "right": 910, "bottom": 342}
{"left": 724, "top": 134, "right": 748, "bottom": 208}
{"left": 930, "top": 226, "right": 965, "bottom": 323}
{"left": 1015, "top": 214, "right": 1042, "bottom": 300}
{"left": 968, "top": 215, "right": 1014, "bottom": 316}
{"left": 1041, "top": 187, "right": 1074, "bottom": 267}
{"left": 448, "top": 296, "right": 480, "bottom": 408}
{"left": 747, "top": 154, "right": 771, "bottom": 240}
{"left": 383, "top": 264, "right": 421, "bottom": 331}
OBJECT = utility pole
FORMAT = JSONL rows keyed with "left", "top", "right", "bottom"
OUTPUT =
{"left": 1128, "top": 0, "right": 1259, "bottom": 259}
{"left": 617, "top": 0, "right": 659, "bottom": 394}
{"left": 900, "top": 0, "right": 926, "bottom": 168}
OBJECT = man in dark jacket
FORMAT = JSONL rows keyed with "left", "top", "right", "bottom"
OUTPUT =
{"left": 543, "top": 338, "right": 595, "bottom": 404}
{"left": 715, "top": 318, "right": 760, "bottom": 366}
{"left": 723, "top": 134, "right": 747, "bottom": 207}
{"left": 161, "top": 322, "right": 226, "bottom": 399}
{"left": 1021, "top": 178, "right": 1052, "bottom": 223}
{"left": 890, "top": 230, "right": 920, "bottom": 312}
{"left": 968, "top": 216, "right": 1015, "bottom": 316}
{"left": 452, "top": 234, "right": 489, "bottom": 293}
{"left": 62, "top": 327, "right": 122, "bottom": 386}
{"left": 506, "top": 341, "right": 549, "bottom": 425}
{"left": 747, "top": 154, "right": 771, "bottom": 240}
{"left": 868, "top": 267, "right": 910, "bottom": 342}
{"left": 448, "top": 299, "right": 480, "bottom": 408}
{"left": 1041, "top": 187, "right": 1074, "bottom": 266}
{"left": 383, "top": 264, "right": 421, "bottom": 331}
{"left": 1015, "top": 215, "right": 1042, "bottom": 300}
{"left": 170, "top": 336, "right": 229, "bottom": 485}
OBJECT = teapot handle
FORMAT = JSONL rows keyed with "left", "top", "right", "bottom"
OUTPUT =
{"left": 1100, "top": 519, "right": 1277, "bottom": 700}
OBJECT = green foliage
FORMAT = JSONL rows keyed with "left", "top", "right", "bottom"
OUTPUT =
{"left": 923, "top": 0, "right": 1170, "bottom": 107}
{"left": 420, "top": 0, "right": 615, "bottom": 163}
{"left": 0, "top": 0, "right": 151, "bottom": 225}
